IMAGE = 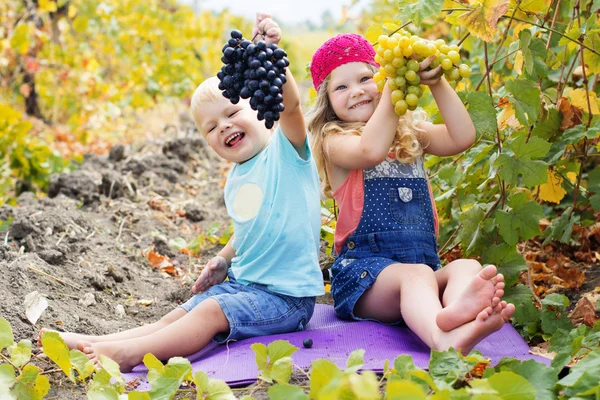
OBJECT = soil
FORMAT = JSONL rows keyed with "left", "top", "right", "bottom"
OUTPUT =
{"left": 0, "top": 112, "right": 333, "bottom": 399}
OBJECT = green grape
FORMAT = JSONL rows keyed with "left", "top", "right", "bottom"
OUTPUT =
{"left": 441, "top": 58, "right": 453, "bottom": 71}
{"left": 387, "top": 37, "right": 398, "bottom": 49}
{"left": 447, "top": 50, "right": 460, "bottom": 64}
{"left": 408, "top": 103, "right": 418, "bottom": 111}
{"left": 392, "top": 57, "right": 406, "bottom": 68}
{"left": 378, "top": 35, "right": 389, "bottom": 48}
{"left": 402, "top": 45, "right": 413, "bottom": 57}
{"left": 384, "top": 49, "right": 394, "bottom": 62}
{"left": 391, "top": 89, "right": 405, "bottom": 103}
{"left": 448, "top": 68, "right": 460, "bottom": 81}
{"left": 393, "top": 46, "right": 403, "bottom": 57}
{"left": 405, "top": 70, "right": 417, "bottom": 82}
{"left": 405, "top": 93, "right": 419, "bottom": 107}
{"left": 459, "top": 64, "right": 471, "bottom": 78}
{"left": 377, "top": 46, "right": 386, "bottom": 57}
{"left": 384, "top": 64, "right": 396, "bottom": 77}
{"left": 439, "top": 44, "right": 449, "bottom": 54}
{"left": 388, "top": 80, "right": 398, "bottom": 90}
{"left": 396, "top": 66, "right": 408, "bottom": 77}
{"left": 394, "top": 76, "right": 407, "bottom": 88}
{"left": 411, "top": 74, "right": 420, "bottom": 85}
{"left": 407, "top": 59, "right": 420, "bottom": 72}
{"left": 431, "top": 58, "right": 441, "bottom": 68}
{"left": 407, "top": 85, "right": 423, "bottom": 97}
{"left": 394, "top": 100, "right": 408, "bottom": 116}
{"left": 377, "top": 79, "right": 385, "bottom": 91}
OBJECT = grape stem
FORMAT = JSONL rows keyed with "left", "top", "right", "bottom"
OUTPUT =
{"left": 370, "top": 21, "right": 413, "bottom": 46}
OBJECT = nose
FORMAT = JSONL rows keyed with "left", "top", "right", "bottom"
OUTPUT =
{"left": 219, "top": 120, "right": 232, "bottom": 133}
{"left": 351, "top": 86, "right": 365, "bottom": 98}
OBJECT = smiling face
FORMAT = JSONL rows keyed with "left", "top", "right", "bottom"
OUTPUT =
{"left": 327, "top": 62, "right": 379, "bottom": 123}
{"left": 193, "top": 93, "right": 271, "bottom": 164}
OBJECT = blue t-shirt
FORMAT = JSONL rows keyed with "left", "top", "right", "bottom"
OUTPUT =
{"left": 224, "top": 126, "right": 324, "bottom": 297}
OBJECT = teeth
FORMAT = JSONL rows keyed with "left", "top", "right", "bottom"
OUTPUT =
{"left": 351, "top": 101, "right": 369, "bottom": 109}
{"left": 226, "top": 132, "right": 241, "bottom": 145}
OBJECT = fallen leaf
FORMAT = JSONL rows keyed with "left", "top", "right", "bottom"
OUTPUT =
{"left": 138, "top": 299, "right": 153, "bottom": 306}
{"left": 569, "top": 88, "right": 600, "bottom": 115}
{"left": 558, "top": 97, "right": 583, "bottom": 131}
{"left": 144, "top": 248, "right": 174, "bottom": 270}
{"left": 24, "top": 291, "right": 49, "bottom": 325}
{"left": 148, "top": 197, "right": 168, "bottom": 211}
{"left": 569, "top": 295, "right": 600, "bottom": 327}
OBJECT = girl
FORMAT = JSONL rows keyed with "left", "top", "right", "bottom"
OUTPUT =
{"left": 307, "top": 33, "right": 515, "bottom": 354}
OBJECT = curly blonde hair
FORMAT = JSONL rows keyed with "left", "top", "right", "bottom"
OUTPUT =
{"left": 307, "top": 64, "right": 428, "bottom": 197}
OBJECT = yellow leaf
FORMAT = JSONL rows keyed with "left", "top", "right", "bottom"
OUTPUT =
{"left": 539, "top": 170, "right": 566, "bottom": 204}
{"left": 38, "top": 0, "right": 58, "bottom": 13}
{"left": 68, "top": 5, "right": 77, "bottom": 18}
{"left": 497, "top": 103, "right": 522, "bottom": 130}
{"left": 519, "top": 0, "right": 551, "bottom": 13}
{"left": 568, "top": 88, "right": 600, "bottom": 114}
{"left": 457, "top": 0, "right": 510, "bottom": 42}
{"left": 365, "top": 24, "right": 384, "bottom": 44}
{"left": 566, "top": 172, "right": 577, "bottom": 183}
{"left": 514, "top": 51, "right": 524, "bottom": 75}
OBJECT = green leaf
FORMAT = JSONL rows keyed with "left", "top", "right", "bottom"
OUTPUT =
{"left": 510, "top": 136, "right": 551, "bottom": 160}
{"left": 251, "top": 343, "right": 268, "bottom": 371}
{"left": 541, "top": 294, "right": 573, "bottom": 335}
{"left": 496, "top": 155, "right": 548, "bottom": 187}
{"left": 7, "top": 340, "right": 32, "bottom": 368}
{"left": 495, "top": 196, "right": 544, "bottom": 246}
{"left": 309, "top": 359, "right": 344, "bottom": 399}
{"left": 10, "top": 365, "right": 50, "bottom": 400}
{"left": 70, "top": 349, "right": 95, "bottom": 380}
{"left": 505, "top": 79, "right": 542, "bottom": 127}
{"left": 558, "top": 349, "right": 600, "bottom": 397}
{"left": 483, "top": 244, "right": 527, "bottom": 286}
{"left": 41, "top": 331, "right": 73, "bottom": 380}
{"left": 10, "top": 23, "right": 30, "bottom": 55}
{"left": 269, "top": 357, "right": 293, "bottom": 384}
{"left": 542, "top": 207, "right": 580, "bottom": 245}
{"left": 466, "top": 92, "right": 498, "bottom": 138}
{"left": 99, "top": 355, "right": 125, "bottom": 386}
{"left": 345, "top": 349, "right": 365, "bottom": 373}
{"left": 128, "top": 392, "right": 152, "bottom": 399}
{"left": 487, "top": 371, "right": 536, "bottom": 400}
{"left": 267, "top": 340, "right": 298, "bottom": 364}
{"left": 532, "top": 108, "right": 561, "bottom": 140}
{"left": 393, "top": 355, "right": 416, "bottom": 378}
{"left": 396, "top": 0, "right": 444, "bottom": 26}
{"left": 347, "top": 370, "right": 380, "bottom": 399}
{"left": 0, "top": 364, "right": 16, "bottom": 397}
{"left": 0, "top": 317, "right": 15, "bottom": 351}
{"left": 385, "top": 379, "right": 428, "bottom": 399}
{"left": 459, "top": 205, "right": 488, "bottom": 255}
{"left": 429, "top": 348, "right": 469, "bottom": 386}
{"left": 268, "top": 383, "right": 309, "bottom": 400}
{"left": 147, "top": 357, "right": 192, "bottom": 399}
{"left": 518, "top": 30, "right": 548, "bottom": 79}
{"left": 193, "top": 371, "right": 236, "bottom": 400}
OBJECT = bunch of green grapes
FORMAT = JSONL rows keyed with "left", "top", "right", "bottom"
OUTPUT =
{"left": 373, "top": 31, "right": 471, "bottom": 116}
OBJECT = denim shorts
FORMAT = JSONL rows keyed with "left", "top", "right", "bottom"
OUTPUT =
{"left": 180, "top": 272, "right": 316, "bottom": 344}
{"left": 331, "top": 230, "right": 440, "bottom": 323}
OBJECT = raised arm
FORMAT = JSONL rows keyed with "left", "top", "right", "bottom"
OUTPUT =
{"left": 418, "top": 77, "right": 476, "bottom": 156}
{"left": 253, "top": 13, "right": 306, "bottom": 156}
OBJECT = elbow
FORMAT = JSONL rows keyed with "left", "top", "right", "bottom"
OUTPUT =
{"left": 362, "top": 147, "right": 388, "bottom": 167}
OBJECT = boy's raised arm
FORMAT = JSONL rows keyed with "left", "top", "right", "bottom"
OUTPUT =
{"left": 253, "top": 13, "right": 307, "bottom": 155}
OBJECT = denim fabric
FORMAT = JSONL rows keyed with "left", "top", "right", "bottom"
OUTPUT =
{"left": 331, "top": 164, "right": 441, "bottom": 323}
{"left": 180, "top": 272, "right": 316, "bottom": 344}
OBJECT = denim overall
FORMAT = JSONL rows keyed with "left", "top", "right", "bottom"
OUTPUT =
{"left": 331, "top": 157, "right": 441, "bottom": 321}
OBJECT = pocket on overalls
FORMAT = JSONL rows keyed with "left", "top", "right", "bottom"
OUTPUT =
{"left": 389, "top": 187, "right": 425, "bottom": 224}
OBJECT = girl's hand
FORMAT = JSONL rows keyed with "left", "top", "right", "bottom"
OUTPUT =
{"left": 418, "top": 55, "right": 443, "bottom": 86}
{"left": 192, "top": 256, "right": 228, "bottom": 294}
{"left": 252, "top": 12, "right": 281, "bottom": 45}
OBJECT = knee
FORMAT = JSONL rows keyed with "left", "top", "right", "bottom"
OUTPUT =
{"left": 399, "top": 263, "right": 436, "bottom": 286}
{"left": 448, "top": 259, "right": 482, "bottom": 274}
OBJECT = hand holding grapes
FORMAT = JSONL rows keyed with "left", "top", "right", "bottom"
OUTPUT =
{"left": 417, "top": 55, "right": 443, "bottom": 86}
{"left": 252, "top": 12, "right": 281, "bottom": 45}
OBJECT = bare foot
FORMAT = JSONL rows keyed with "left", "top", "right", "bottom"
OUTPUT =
{"left": 436, "top": 265, "right": 505, "bottom": 332}
{"left": 434, "top": 301, "right": 515, "bottom": 355}
{"left": 36, "top": 329, "right": 96, "bottom": 350}
{"left": 77, "top": 341, "right": 141, "bottom": 372}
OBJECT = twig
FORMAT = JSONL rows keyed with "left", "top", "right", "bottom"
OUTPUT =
{"left": 293, "top": 364, "right": 311, "bottom": 380}
{"left": 55, "top": 232, "right": 67, "bottom": 246}
{"left": 457, "top": 32, "right": 470, "bottom": 46}
{"left": 545, "top": 0, "right": 562, "bottom": 50}
{"left": 26, "top": 265, "right": 81, "bottom": 290}
{"left": 526, "top": 256, "right": 542, "bottom": 307}
{"left": 85, "top": 230, "right": 96, "bottom": 240}
{"left": 40, "top": 368, "right": 63, "bottom": 375}
{"left": 371, "top": 21, "right": 413, "bottom": 46}
{"left": 116, "top": 217, "right": 128, "bottom": 242}
{"left": 439, "top": 224, "right": 463, "bottom": 254}
{"left": 0, "top": 352, "right": 20, "bottom": 371}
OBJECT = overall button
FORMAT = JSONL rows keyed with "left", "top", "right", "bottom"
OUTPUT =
{"left": 360, "top": 271, "right": 367, "bottom": 279}
{"left": 347, "top": 241, "right": 355, "bottom": 249}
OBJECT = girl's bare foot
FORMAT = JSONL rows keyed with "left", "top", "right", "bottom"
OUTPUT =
{"left": 77, "top": 341, "right": 141, "bottom": 373}
{"left": 436, "top": 265, "right": 505, "bottom": 332}
{"left": 434, "top": 300, "right": 515, "bottom": 355}
{"left": 36, "top": 329, "right": 95, "bottom": 350}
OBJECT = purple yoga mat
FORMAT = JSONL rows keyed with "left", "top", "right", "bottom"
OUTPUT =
{"left": 122, "top": 304, "right": 550, "bottom": 389}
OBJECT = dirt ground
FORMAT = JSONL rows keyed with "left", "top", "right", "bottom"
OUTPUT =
{"left": 0, "top": 112, "right": 333, "bottom": 399}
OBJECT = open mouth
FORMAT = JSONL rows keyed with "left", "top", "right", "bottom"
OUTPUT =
{"left": 350, "top": 100, "right": 371, "bottom": 110}
{"left": 225, "top": 132, "right": 245, "bottom": 147}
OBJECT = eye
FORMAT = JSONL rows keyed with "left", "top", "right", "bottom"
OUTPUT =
{"left": 335, "top": 85, "right": 346, "bottom": 91}
{"left": 361, "top": 76, "right": 372, "bottom": 82}
{"left": 207, "top": 126, "right": 216, "bottom": 133}
{"left": 228, "top": 110, "right": 239, "bottom": 118}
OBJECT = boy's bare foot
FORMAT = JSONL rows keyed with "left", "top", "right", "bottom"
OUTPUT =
{"left": 36, "top": 329, "right": 94, "bottom": 350}
{"left": 77, "top": 341, "right": 140, "bottom": 373}
{"left": 434, "top": 300, "right": 515, "bottom": 355}
{"left": 436, "top": 265, "right": 505, "bottom": 332}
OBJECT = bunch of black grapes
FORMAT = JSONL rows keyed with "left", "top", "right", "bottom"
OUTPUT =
{"left": 217, "top": 30, "right": 289, "bottom": 129}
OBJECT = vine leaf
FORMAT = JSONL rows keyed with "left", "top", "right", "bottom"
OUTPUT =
{"left": 505, "top": 78, "right": 542, "bottom": 127}
{"left": 466, "top": 92, "right": 498, "bottom": 137}
{"left": 268, "top": 383, "right": 309, "bottom": 400}
{"left": 496, "top": 136, "right": 550, "bottom": 187}
{"left": 0, "top": 317, "right": 15, "bottom": 351}
{"left": 495, "top": 193, "right": 544, "bottom": 246}
{"left": 484, "top": 243, "right": 527, "bottom": 285}
{"left": 538, "top": 170, "right": 567, "bottom": 204}
{"left": 569, "top": 88, "right": 600, "bottom": 115}
{"left": 488, "top": 371, "right": 537, "bottom": 399}
{"left": 449, "top": 0, "right": 509, "bottom": 42}
{"left": 397, "top": 0, "right": 444, "bottom": 26}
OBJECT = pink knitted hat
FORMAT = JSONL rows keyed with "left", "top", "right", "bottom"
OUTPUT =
{"left": 310, "top": 33, "right": 378, "bottom": 91}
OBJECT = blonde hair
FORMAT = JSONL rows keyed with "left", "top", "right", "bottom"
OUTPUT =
{"left": 307, "top": 64, "right": 427, "bottom": 197}
{"left": 190, "top": 76, "right": 222, "bottom": 134}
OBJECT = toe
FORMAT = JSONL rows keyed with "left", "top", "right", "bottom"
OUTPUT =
{"left": 480, "top": 264, "right": 497, "bottom": 280}
{"left": 501, "top": 303, "right": 516, "bottom": 320}
{"left": 495, "top": 289, "right": 504, "bottom": 298}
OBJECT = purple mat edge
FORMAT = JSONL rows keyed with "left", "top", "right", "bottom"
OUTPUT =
{"left": 122, "top": 304, "right": 553, "bottom": 388}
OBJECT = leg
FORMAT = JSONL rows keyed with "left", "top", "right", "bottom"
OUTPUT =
{"left": 78, "top": 298, "right": 229, "bottom": 372}
{"left": 435, "top": 260, "right": 505, "bottom": 331}
{"left": 355, "top": 262, "right": 514, "bottom": 354}
{"left": 38, "top": 308, "right": 187, "bottom": 350}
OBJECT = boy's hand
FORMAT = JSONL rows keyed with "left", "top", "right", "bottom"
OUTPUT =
{"left": 192, "top": 256, "right": 228, "bottom": 294}
{"left": 418, "top": 55, "right": 443, "bottom": 86}
{"left": 252, "top": 12, "right": 281, "bottom": 45}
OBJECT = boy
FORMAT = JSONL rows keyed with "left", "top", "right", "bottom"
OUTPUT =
{"left": 38, "top": 13, "right": 324, "bottom": 372}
